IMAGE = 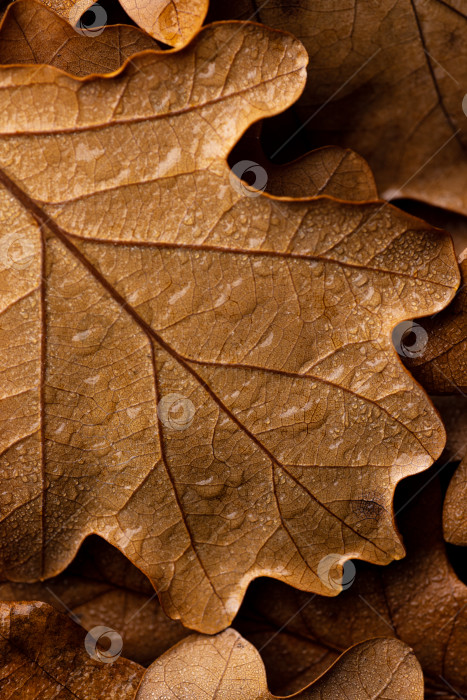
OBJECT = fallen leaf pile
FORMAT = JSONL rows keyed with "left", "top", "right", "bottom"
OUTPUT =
{"left": 0, "top": 0, "right": 464, "bottom": 697}
{"left": 234, "top": 471, "right": 467, "bottom": 699}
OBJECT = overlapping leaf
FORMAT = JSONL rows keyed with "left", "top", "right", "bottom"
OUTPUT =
{"left": 210, "top": 0, "right": 467, "bottom": 215}
{"left": 264, "top": 147, "right": 377, "bottom": 201}
{"left": 230, "top": 124, "right": 378, "bottom": 200}
{"left": 0, "top": 600, "right": 423, "bottom": 699}
{"left": 432, "top": 395, "right": 467, "bottom": 460}
{"left": 0, "top": 0, "right": 399, "bottom": 210}
{"left": 135, "top": 631, "right": 423, "bottom": 699}
{"left": 235, "top": 475, "right": 467, "bottom": 699}
{"left": 0, "top": 601, "right": 143, "bottom": 697}
{"left": 0, "top": 21, "right": 459, "bottom": 635}
{"left": 40, "top": 0, "right": 207, "bottom": 46}
{"left": 0, "top": 0, "right": 158, "bottom": 75}
{"left": 0, "top": 536, "right": 189, "bottom": 665}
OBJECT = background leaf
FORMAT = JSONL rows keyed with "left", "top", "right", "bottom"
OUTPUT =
{"left": 234, "top": 473, "right": 467, "bottom": 699}
{"left": 229, "top": 124, "right": 378, "bottom": 200}
{"left": 404, "top": 256, "right": 467, "bottom": 394}
{"left": 135, "top": 631, "right": 423, "bottom": 699}
{"left": 0, "top": 601, "right": 143, "bottom": 697}
{"left": 0, "top": 537, "right": 189, "bottom": 666}
{"left": 209, "top": 0, "right": 467, "bottom": 215}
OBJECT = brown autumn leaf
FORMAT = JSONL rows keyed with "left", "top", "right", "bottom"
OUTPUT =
{"left": 135, "top": 629, "right": 423, "bottom": 699}
{"left": 234, "top": 473, "right": 467, "bottom": 700}
{"left": 39, "top": 0, "right": 207, "bottom": 47}
{"left": 0, "top": 21, "right": 459, "bottom": 634}
{"left": 444, "top": 454, "right": 467, "bottom": 545}
{"left": 230, "top": 124, "right": 378, "bottom": 201}
{"left": 0, "top": 602, "right": 423, "bottom": 698}
{"left": 0, "top": 601, "right": 144, "bottom": 697}
{"left": 403, "top": 255, "right": 467, "bottom": 394}
{"left": 0, "top": 0, "right": 158, "bottom": 76}
{"left": 0, "top": 117, "right": 377, "bottom": 673}
{"left": 0, "top": 536, "right": 190, "bottom": 665}
{"left": 209, "top": 0, "right": 467, "bottom": 215}
{"left": 0, "top": 105, "right": 377, "bottom": 668}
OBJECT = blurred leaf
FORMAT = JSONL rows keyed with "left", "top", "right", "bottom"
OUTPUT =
{"left": 210, "top": 0, "right": 467, "bottom": 215}
{"left": 0, "top": 601, "right": 143, "bottom": 697}
{"left": 431, "top": 394, "right": 467, "bottom": 461}
{"left": 0, "top": 537, "right": 189, "bottom": 666}
{"left": 234, "top": 475, "right": 467, "bottom": 700}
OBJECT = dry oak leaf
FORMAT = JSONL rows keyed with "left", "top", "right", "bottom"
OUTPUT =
{"left": 0, "top": 603, "right": 423, "bottom": 699}
{"left": 209, "top": 0, "right": 467, "bottom": 215}
{"left": 0, "top": 22, "right": 460, "bottom": 633}
{"left": 234, "top": 475, "right": 467, "bottom": 700}
{"left": 0, "top": 536, "right": 190, "bottom": 666}
{"left": 404, "top": 255, "right": 467, "bottom": 393}
{"left": 230, "top": 123, "right": 378, "bottom": 201}
{"left": 0, "top": 0, "right": 158, "bottom": 76}
{"left": 444, "top": 454, "right": 467, "bottom": 545}
{"left": 39, "top": 0, "right": 207, "bottom": 47}
{"left": 135, "top": 629, "right": 423, "bottom": 699}
{"left": 0, "top": 601, "right": 143, "bottom": 698}
{"left": 0, "top": 541, "right": 427, "bottom": 698}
